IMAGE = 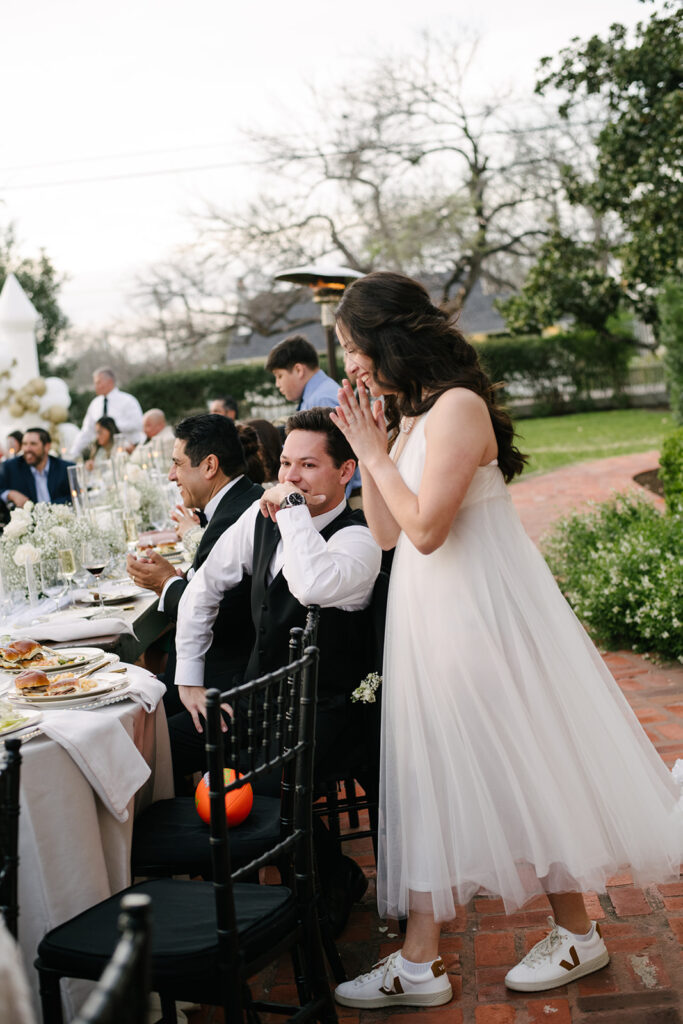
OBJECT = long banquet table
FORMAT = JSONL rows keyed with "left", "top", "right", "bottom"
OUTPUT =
{"left": 2, "top": 588, "right": 175, "bottom": 1020}
{"left": 14, "top": 693, "right": 173, "bottom": 1020}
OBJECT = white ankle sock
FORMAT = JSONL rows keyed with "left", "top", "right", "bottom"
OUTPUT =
{"left": 398, "top": 953, "right": 435, "bottom": 978}
{"left": 571, "top": 925, "right": 595, "bottom": 942}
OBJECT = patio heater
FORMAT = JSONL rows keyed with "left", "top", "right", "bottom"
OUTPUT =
{"left": 273, "top": 264, "right": 363, "bottom": 382}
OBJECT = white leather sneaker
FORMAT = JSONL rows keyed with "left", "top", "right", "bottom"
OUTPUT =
{"left": 334, "top": 950, "right": 453, "bottom": 1008}
{"left": 505, "top": 917, "right": 609, "bottom": 992}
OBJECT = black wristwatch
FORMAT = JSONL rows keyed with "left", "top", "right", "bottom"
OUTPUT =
{"left": 279, "top": 491, "right": 307, "bottom": 511}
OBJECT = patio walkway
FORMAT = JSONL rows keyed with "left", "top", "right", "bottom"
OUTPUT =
{"left": 193, "top": 450, "right": 683, "bottom": 1024}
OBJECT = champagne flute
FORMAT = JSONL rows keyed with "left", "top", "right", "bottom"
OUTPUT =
{"left": 123, "top": 513, "right": 139, "bottom": 553}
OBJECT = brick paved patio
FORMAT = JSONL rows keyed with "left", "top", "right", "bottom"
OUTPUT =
{"left": 190, "top": 451, "right": 683, "bottom": 1023}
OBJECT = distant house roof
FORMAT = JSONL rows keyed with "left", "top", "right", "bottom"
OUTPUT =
{"left": 227, "top": 276, "right": 508, "bottom": 363}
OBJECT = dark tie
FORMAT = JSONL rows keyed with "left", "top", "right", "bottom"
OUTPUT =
{"left": 102, "top": 396, "right": 108, "bottom": 415}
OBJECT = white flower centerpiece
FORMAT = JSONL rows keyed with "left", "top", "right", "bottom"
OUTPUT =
{"left": 119, "top": 460, "right": 169, "bottom": 531}
{"left": 0, "top": 500, "right": 125, "bottom": 589}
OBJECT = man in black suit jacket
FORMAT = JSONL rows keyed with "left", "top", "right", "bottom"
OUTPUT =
{"left": 126, "top": 414, "right": 263, "bottom": 715}
{"left": 174, "top": 408, "right": 384, "bottom": 930}
{"left": 0, "top": 427, "right": 74, "bottom": 507}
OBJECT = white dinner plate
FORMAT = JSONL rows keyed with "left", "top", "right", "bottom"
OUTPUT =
{"left": 9, "top": 677, "right": 130, "bottom": 710}
{"left": 0, "top": 707, "right": 42, "bottom": 736}
{"left": 6, "top": 677, "right": 117, "bottom": 705}
{"left": 0, "top": 646, "right": 105, "bottom": 674}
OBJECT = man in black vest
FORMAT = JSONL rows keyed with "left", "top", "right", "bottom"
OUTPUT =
{"left": 126, "top": 414, "right": 263, "bottom": 714}
{"left": 174, "top": 407, "right": 382, "bottom": 928}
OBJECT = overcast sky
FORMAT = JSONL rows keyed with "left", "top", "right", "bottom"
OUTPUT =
{"left": 0, "top": 0, "right": 648, "bottom": 331}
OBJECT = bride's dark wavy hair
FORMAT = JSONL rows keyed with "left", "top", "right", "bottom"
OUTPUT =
{"left": 336, "top": 271, "right": 526, "bottom": 482}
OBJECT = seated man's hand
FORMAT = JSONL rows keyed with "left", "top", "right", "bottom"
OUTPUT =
{"left": 259, "top": 483, "right": 325, "bottom": 522}
{"left": 126, "top": 550, "right": 180, "bottom": 595}
{"left": 178, "top": 685, "right": 231, "bottom": 733}
{"left": 170, "top": 503, "right": 200, "bottom": 538}
{"left": 7, "top": 489, "right": 30, "bottom": 508}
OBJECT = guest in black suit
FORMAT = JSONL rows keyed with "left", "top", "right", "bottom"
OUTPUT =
{"left": 126, "top": 414, "right": 263, "bottom": 716}
{"left": 174, "top": 408, "right": 384, "bottom": 931}
{"left": 0, "top": 427, "right": 74, "bottom": 507}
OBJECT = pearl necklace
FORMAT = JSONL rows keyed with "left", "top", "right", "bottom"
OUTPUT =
{"left": 400, "top": 417, "right": 415, "bottom": 434}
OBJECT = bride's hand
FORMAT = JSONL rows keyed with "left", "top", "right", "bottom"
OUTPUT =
{"left": 330, "top": 380, "right": 387, "bottom": 467}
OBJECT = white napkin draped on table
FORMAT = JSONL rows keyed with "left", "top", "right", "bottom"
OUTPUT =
{"left": 40, "top": 709, "right": 151, "bottom": 822}
{"left": 122, "top": 664, "right": 166, "bottom": 712}
{"left": 11, "top": 615, "right": 135, "bottom": 643}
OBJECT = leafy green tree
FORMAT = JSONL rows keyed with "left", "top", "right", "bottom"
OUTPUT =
{"left": 0, "top": 225, "right": 69, "bottom": 372}
{"left": 497, "top": 230, "right": 622, "bottom": 335}
{"left": 536, "top": 1, "right": 683, "bottom": 323}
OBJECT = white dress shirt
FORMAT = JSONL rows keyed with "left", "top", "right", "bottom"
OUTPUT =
{"left": 157, "top": 476, "right": 244, "bottom": 611}
{"left": 175, "top": 498, "right": 382, "bottom": 687}
{"left": 69, "top": 387, "right": 144, "bottom": 458}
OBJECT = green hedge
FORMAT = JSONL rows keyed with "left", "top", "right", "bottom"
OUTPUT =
{"left": 124, "top": 363, "right": 273, "bottom": 423}
{"left": 474, "top": 329, "right": 634, "bottom": 415}
{"left": 660, "top": 426, "right": 683, "bottom": 511}
{"left": 67, "top": 330, "right": 636, "bottom": 425}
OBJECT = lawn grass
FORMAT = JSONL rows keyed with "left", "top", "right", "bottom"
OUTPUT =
{"left": 513, "top": 407, "right": 676, "bottom": 477}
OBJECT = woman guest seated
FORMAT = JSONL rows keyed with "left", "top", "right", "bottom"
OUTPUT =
{"left": 84, "top": 416, "right": 119, "bottom": 470}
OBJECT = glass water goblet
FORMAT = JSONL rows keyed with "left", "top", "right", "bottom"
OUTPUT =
{"left": 40, "top": 557, "right": 69, "bottom": 613}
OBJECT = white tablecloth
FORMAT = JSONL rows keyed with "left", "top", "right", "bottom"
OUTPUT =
{"left": 15, "top": 697, "right": 173, "bottom": 1021}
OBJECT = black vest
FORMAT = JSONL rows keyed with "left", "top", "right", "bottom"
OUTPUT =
{"left": 246, "top": 505, "right": 374, "bottom": 699}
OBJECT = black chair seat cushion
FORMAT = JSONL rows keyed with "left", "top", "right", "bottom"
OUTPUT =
{"left": 131, "top": 795, "right": 281, "bottom": 877}
{"left": 37, "top": 878, "right": 294, "bottom": 992}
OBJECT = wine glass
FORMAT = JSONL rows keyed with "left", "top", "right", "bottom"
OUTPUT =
{"left": 40, "top": 557, "right": 68, "bottom": 613}
{"left": 81, "top": 541, "right": 110, "bottom": 616}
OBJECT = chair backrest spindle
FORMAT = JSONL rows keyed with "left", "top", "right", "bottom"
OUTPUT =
{"left": 0, "top": 737, "right": 22, "bottom": 939}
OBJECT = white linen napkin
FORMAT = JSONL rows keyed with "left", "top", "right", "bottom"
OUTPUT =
{"left": 40, "top": 709, "right": 150, "bottom": 822}
{"left": 12, "top": 616, "right": 135, "bottom": 643}
{"left": 123, "top": 665, "right": 166, "bottom": 712}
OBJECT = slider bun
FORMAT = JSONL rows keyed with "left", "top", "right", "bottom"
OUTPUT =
{"left": 0, "top": 646, "right": 23, "bottom": 663}
{"left": 9, "top": 639, "right": 41, "bottom": 657}
{"left": 15, "top": 668, "right": 50, "bottom": 689}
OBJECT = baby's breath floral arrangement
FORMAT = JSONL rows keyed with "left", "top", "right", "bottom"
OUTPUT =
{"left": 181, "top": 525, "right": 204, "bottom": 561}
{"left": 351, "top": 671, "right": 382, "bottom": 703}
{"left": 543, "top": 492, "right": 682, "bottom": 662}
{"left": 120, "top": 461, "right": 168, "bottom": 530}
{"left": 0, "top": 501, "right": 125, "bottom": 589}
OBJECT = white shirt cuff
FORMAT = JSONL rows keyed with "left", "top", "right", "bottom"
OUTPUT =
{"left": 275, "top": 503, "right": 312, "bottom": 532}
{"left": 174, "top": 659, "right": 205, "bottom": 687}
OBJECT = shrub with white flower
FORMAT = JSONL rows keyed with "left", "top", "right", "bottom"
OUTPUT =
{"left": 544, "top": 492, "right": 682, "bottom": 662}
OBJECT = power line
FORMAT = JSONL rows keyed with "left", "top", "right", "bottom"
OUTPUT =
{"left": 0, "top": 159, "right": 257, "bottom": 191}
{"left": 0, "top": 142, "right": 240, "bottom": 174}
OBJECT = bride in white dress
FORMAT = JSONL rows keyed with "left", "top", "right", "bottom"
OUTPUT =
{"left": 330, "top": 271, "right": 682, "bottom": 1010}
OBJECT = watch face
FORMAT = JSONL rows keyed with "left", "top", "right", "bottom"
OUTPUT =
{"left": 281, "top": 491, "right": 306, "bottom": 509}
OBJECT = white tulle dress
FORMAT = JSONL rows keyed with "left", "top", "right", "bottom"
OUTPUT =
{"left": 377, "top": 411, "right": 682, "bottom": 922}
